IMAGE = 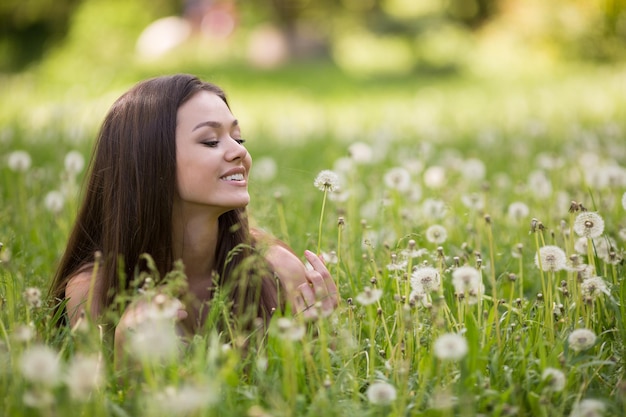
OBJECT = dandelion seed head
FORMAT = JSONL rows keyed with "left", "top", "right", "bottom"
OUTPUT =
{"left": 568, "top": 328, "right": 597, "bottom": 352}
{"left": 65, "top": 354, "right": 103, "bottom": 401}
{"left": 410, "top": 266, "right": 441, "bottom": 293}
{"left": 144, "top": 294, "right": 184, "bottom": 321}
{"left": 461, "top": 158, "right": 486, "bottom": 181}
{"left": 366, "top": 381, "right": 397, "bottom": 405}
{"left": 64, "top": 151, "right": 85, "bottom": 175}
{"left": 527, "top": 170, "right": 552, "bottom": 198}
{"left": 348, "top": 142, "right": 373, "bottom": 164}
{"left": 535, "top": 246, "right": 567, "bottom": 272}
{"left": 422, "top": 198, "right": 447, "bottom": 220}
{"left": 433, "top": 333, "right": 468, "bottom": 361}
{"left": 507, "top": 202, "right": 530, "bottom": 221}
{"left": 275, "top": 317, "right": 306, "bottom": 341}
{"left": 314, "top": 170, "right": 340, "bottom": 192}
{"left": 423, "top": 166, "right": 446, "bottom": 189}
{"left": 452, "top": 266, "right": 482, "bottom": 296}
{"left": 461, "top": 193, "right": 484, "bottom": 210}
{"left": 23, "top": 287, "right": 42, "bottom": 308}
{"left": 581, "top": 276, "right": 609, "bottom": 299}
{"left": 573, "top": 212, "right": 605, "bottom": 238}
{"left": 355, "top": 287, "right": 383, "bottom": 306}
{"left": 426, "top": 224, "right": 447, "bottom": 244}
{"left": 8, "top": 150, "right": 32, "bottom": 172}
{"left": 151, "top": 384, "right": 218, "bottom": 416}
{"left": 13, "top": 323, "right": 35, "bottom": 343}
{"left": 251, "top": 156, "right": 277, "bottom": 182}
{"left": 44, "top": 191, "right": 65, "bottom": 214}
{"left": 19, "top": 345, "right": 60, "bottom": 386}
{"left": 384, "top": 167, "right": 412, "bottom": 191}
{"left": 129, "top": 320, "right": 180, "bottom": 362}
{"left": 541, "top": 368, "right": 566, "bottom": 392}
{"left": 622, "top": 191, "right": 626, "bottom": 210}
{"left": 569, "top": 399, "right": 606, "bottom": 417}
{"left": 22, "top": 390, "right": 55, "bottom": 409}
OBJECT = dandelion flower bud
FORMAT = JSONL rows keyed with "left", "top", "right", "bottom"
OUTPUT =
{"left": 433, "top": 333, "right": 468, "bottom": 361}
{"left": 535, "top": 246, "right": 567, "bottom": 272}
{"left": 573, "top": 212, "right": 605, "bottom": 238}
{"left": 366, "top": 381, "right": 397, "bottom": 405}
{"left": 8, "top": 150, "right": 32, "bottom": 172}
{"left": 567, "top": 328, "right": 596, "bottom": 352}
{"left": 314, "top": 170, "right": 340, "bottom": 192}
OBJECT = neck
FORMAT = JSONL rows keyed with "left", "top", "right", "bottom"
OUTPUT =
{"left": 172, "top": 207, "right": 220, "bottom": 281}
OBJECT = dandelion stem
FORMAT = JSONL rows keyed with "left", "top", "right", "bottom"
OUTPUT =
{"left": 317, "top": 188, "right": 328, "bottom": 255}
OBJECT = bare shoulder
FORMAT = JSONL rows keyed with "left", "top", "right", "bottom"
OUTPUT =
{"left": 264, "top": 244, "right": 308, "bottom": 292}
{"left": 65, "top": 265, "right": 103, "bottom": 326}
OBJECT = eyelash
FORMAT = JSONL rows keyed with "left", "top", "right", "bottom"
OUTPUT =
{"left": 202, "top": 138, "right": 246, "bottom": 147}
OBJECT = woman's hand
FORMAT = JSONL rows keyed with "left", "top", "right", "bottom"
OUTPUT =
{"left": 294, "top": 250, "right": 339, "bottom": 320}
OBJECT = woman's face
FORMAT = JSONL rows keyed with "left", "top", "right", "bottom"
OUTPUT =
{"left": 175, "top": 90, "right": 252, "bottom": 216}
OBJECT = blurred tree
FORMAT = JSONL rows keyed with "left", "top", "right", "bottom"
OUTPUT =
{"left": 0, "top": 0, "right": 82, "bottom": 71}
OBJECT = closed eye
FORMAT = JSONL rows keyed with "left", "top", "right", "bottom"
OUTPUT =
{"left": 202, "top": 141, "right": 219, "bottom": 148}
{"left": 235, "top": 138, "right": 246, "bottom": 145}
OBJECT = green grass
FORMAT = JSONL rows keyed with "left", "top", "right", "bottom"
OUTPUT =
{"left": 1, "top": 62, "right": 626, "bottom": 416}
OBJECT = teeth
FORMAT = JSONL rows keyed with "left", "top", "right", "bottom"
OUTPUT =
{"left": 222, "top": 173, "right": 244, "bottom": 181}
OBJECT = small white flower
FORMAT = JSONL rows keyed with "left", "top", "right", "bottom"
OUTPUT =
{"left": 275, "top": 317, "right": 306, "bottom": 341}
{"left": 580, "top": 276, "right": 609, "bottom": 299}
{"left": 569, "top": 399, "right": 606, "bottom": 417}
{"left": 433, "top": 333, "right": 468, "bottom": 361}
{"left": 65, "top": 354, "right": 103, "bottom": 401}
{"left": 314, "top": 170, "right": 340, "bottom": 192}
{"left": 23, "top": 287, "right": 42, "bottom": 308}
{"left": 384, "top": 167, "right": 412, "bottom": 191}
{"left": 366, "top": 381, "right": 397, "bottom": 405}
{"left": 44, "top": 191, "right": 65, "bottom": 214}
{"left": 507, "top": 202, "right": 530, "bottom": 221}
{"left": 20, "top": 345, "right": 61, "bottom": 386}
{"left": 425, "top": 224, "right": 447, "bottom": 244}
{"left": 573, "top": 212, "right": 605, "bottom": 238}
{"left": 535, "top": 246, "right": 567, "bottom": 272}
{"left": 541, "top": 368, "right": 566, "bottom": 392}
{"left": 410, "top": 266, "right": 441, "bottom": 293}
{"left": 8, "top": 150, "right": 32, "bottom": 172}
{"left": 64, "top": 151, "right": 85, "bottom": 175}
{"left": 355, "top": 287, "right": 382, "bottom": 306}
{"left": 568, "top": 328, "right": 597, "bottom": 352}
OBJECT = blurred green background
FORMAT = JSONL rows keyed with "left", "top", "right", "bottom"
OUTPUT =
{"left": 1, "top": 0, "right": 625, "bottom": 148}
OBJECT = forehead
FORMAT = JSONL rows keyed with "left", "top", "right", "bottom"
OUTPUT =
{"left": 176, "top": 91, "right": 235, "bottom": 128}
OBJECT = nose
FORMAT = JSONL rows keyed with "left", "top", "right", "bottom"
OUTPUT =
{"left": 225, "top": 138, "right": 248, "bottom": 162}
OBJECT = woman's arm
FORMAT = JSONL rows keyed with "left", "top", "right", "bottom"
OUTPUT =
{"left": 264, "top": 245, "right": 339, "bottom": 319}
{"left": 65, "top": 269, "right": 103, "bottom": 327}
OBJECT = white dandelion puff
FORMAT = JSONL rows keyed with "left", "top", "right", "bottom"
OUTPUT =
{"left": 426, "top": 225, "right": 447, "bottom": 244}
{"left": 433, "top": 333, "right": 468, "bottom": 361}
{"left": 422, "top": 198, "right": 448, "bottom": 220}
{"left": 541, "top": 368, "right": 566, "bottom": 392}
{"left": 13, "top": 323, "right": 36, "bottom": 343}
{"left": 622, "top": 191, "right": 626, "bottom": 210}
{"left": 8, "top": 150, "right": 32, "bottom": 172}
{"left": 461, "top": 193, "right": 484, "bottom": 211}
{"left": 251, "top": 156, "right": 277, "bottom": 182}
{"left": 461, "top": 158, "right": 486, "bottom": 181}
{"left": 580, "top": 276, "right": 609, "bottom": 299}
{"left": 423, "top": 166, "right": 446, "bottom": 189}
{"left": 535, "top": 246, "right": 567, "bottom": 272}
{"left": 507, "top": 202, "right": 530, "bottom": 221}
{"left": 64, "top": 151, "right": 85, "bottom": 175}
{"left": 65, "top": 355, "right": 103, "bottom": 401}
{"left": 527, "top": 170, "right": 552, "bottom": 198}
{"left": 568, "top": 328, "right": 597, "bottom": 352}
{"left": 366, "top": 381, "right": 397, "bottom": 405}
{"left": 451, "top": 266, "right": 482, "bottom": 296}
{"left": 44, "top": 191, "right": 65, "bottom": 214}
{"left": 129, "top": 320, "right": 180, "bottom": 362}
{"left": 569, "top": 399, "right": 606, "bottom": 417}
{"left": 22, "top": 390, "right": 55, "bottom": 409}
{"left": 410, "top": 266, "right": 441, "bottom": 293}
{"left": 348, "top": 142, "right": 373, "bottom": 164}
{"left": 19, "top": 345, "right": 61, "bottom": 387}
{"left": 144, "top": 294, "right": 185, "bottom": 321}
{"left": 384, "top": 167, "right": 412, "bottom": 191}
{"left": 275, "top": 317, "right": 306, "bottom": 341}
{"left": 23, "top": 287, "right": 42, "bottom": 308}
{"left": 573, "top": 212, "right": 605, "bottom": 238}
{"left": 355, "top": 287, "right": 383, "bottom": 306}
{"left": 151, "top": 384, "right": 219, "bottom": 416}
{"left": 314, "top": 170, "right": 340, "bottom": 192}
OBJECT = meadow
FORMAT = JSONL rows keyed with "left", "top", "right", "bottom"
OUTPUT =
{"left": 1, "top": 62, "right": 626, "bottom": 416}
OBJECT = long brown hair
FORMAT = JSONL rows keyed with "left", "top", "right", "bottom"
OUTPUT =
{"left": 50, "top": 74, "right": 280, "bottom": 326}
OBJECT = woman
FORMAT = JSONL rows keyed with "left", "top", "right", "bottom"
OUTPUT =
{"left": 49, "top": 74, "right": 337, "bottom": 344}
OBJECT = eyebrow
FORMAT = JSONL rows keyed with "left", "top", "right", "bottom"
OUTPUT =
{"left": 192, "top": 119, "right": 239, "bottom": 132}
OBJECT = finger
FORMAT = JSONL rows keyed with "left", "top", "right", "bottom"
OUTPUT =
{"left": 305, "top": 270, "right": 327, "bottom": 297}
{"left": 304, "top": 250, "right": 330, "bottom": 279}
{"left": 298, "top": 282, "right": 317, "bottom": 308}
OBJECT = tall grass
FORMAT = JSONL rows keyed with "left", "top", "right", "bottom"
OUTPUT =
{"left": 1, "top": 65, "right": 625, "bottom": 416}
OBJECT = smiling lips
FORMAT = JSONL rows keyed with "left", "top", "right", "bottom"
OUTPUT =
{"left": 220, "top": 167, "right": 246, "bottom": 182}
{"left": 221, "top": 173, "right": 244, "bottom": 181}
